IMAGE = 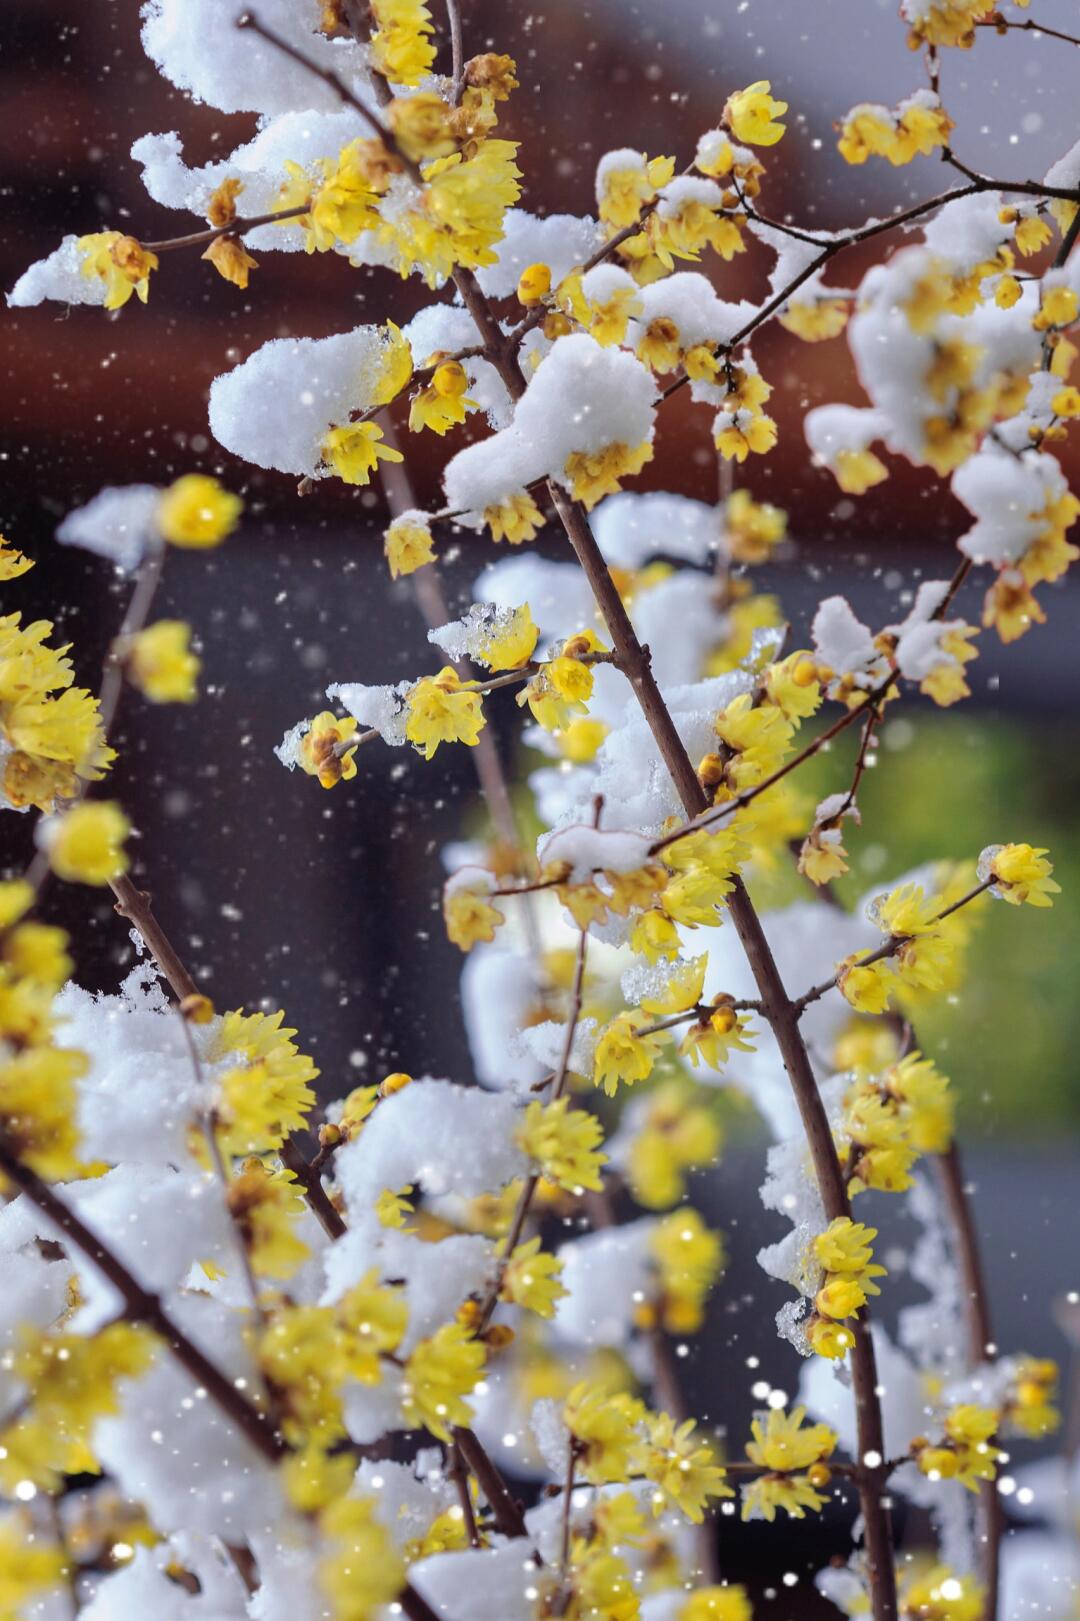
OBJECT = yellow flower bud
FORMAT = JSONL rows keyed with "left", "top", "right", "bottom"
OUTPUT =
{"left": 380, "top": 1071, "right": 413, "bottom": 1097}
{"left": 180, "top": 993, "right": 215, "bottom": 1025}
{"left": 517, "top": 262, "right": 552, "bottom": 306}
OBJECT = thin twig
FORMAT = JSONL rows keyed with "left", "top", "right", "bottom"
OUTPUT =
{"left": 448, "top": 1438, "right": 482, "bottom": 1547}
{"left": 452, "top": 1426, "right": 534, "bottom": 1546}
{"left": 792, "top": 878, "right": 994, "bottom": 1015}
{"left": 445, "top": 0, "right": 465, "bottom": 104}
{"left": 0, "top": 1142, "right": 285, "bottom": 1462}
{"left": 975, "top": 15, "right": 1080, "bottom": 47}
{"left": 935, "top": 1138, "right": 1002, "bottom": 1619}
{"left": 279, "top": 1137, "right": 347, "bottom": 1240}
{"left": 142, "top": 205, "right": 311, "bottom": 253}
{"left": 650, "top": 671, "right": 898, "bottom": 855}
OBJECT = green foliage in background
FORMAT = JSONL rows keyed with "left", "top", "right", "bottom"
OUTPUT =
{"left": 776, "top": 708, "right": 1080, "bottom": 1137}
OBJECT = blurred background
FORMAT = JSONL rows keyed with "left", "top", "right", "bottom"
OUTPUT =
{"left": 2, "top": 0, "right": 1079, "bottom": 1611}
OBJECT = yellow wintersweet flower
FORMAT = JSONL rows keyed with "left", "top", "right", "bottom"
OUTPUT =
{"left": 43, "top": 801, "right": 129, "bottom": 886}
{"left": 77, "top": 231, "right": 159, "bottom": 309}
{"left": 517, "top": 1097, "right": 607, "bottom": 1192}
{"left": 322, "top": 421, "right": 404, "bottom": 486}
{"left": 371, "top": 322, "right": 414, "bottom": 407}
{"left": 679, "top": 1001, "right": 756, "bottom": 1072}
{"left": 741, "top": 1406, "right": 837, "bottom": 1522}
{"left": 337, "top": 1269, "right": 409, "bottom": 1376}
{"left": 815, "top": 1275, "right": 869, "bottom": 1320}
{"left": 319, "top": 1496, "right": 405, "bottom": 1621}
{"left": 598, "top": 152, "right": 675, "bottom": 230}
{"left": 982, "top": 842, "right": 1060, "bottom": 907}
{"left": 443, "top": 877, "right": 504, "bottom": 951}
{"left": 681, "top": 1587, "right": 752, "bottom": 1621}
{"left": 593, "top": 1011, "right": 661, "bottom": 1097}
{"left": 0, "top": 878, "right": 33, "bottom": 931}
{"left": 519, "top": 638, "right": 599, "bottom": 731}
{"left": 386, "top": 91, "right": 456, "bottom": 162}
{"left": 0, "top": 1519, "right": 67, "bottom": 1617}
{"left": 640, "top": 954, "right": 707, "bottom": 1017}
{"left": 634, "top": 1410, "right": 733, "bottom": 1521}
{"left": 560, "top": 1545, "right": 639, "bottom": 1621}
{"left": 995, "top": 273, "right": 1023, "bottom": 309}
{"left": 805, "top": 1316, "right": 857, "bottom": 1361}
{"left": 227, "top": 1159, "right": 311, "bottom": 1280}
{"left": 401, "top": 1322, "right": 486, "bottom": 1441}
{"left": 1033, "top": 286, "right": 1079, "bottom": 331}
{"left": 564, "top": 439, "right": 653, "bottom": 509}
{"left": 799, "top": 825, "right": 849, "bottom": 887}
{"left": 501, "top": 1236, "right": 567, "bottom": 1318}
{"left": 648, "top": 1206, "right": 724, "bottom": 1333}
{"left": 202, "top": 234, "right": 259, "bottom": 289}
{"left": 127, "top": 620, "right": 200, "bottom": 704}
{"left": 564, "top": 1383, "right": 645, "bottom": 1483}
{"left": 384, "top": 513, "right": 437, "bottom": 579}
{"left": 723, "top": 489, "right": 787, "bottom": 563}
{"left": 209, "top": 1006, "right": 318, "bottom": 1156}
{"left": 837, "top": 953, "right": 894, "bottom": 1015}
{"left": 833, "top": 447, "right": 889, "bottom": 494}
{"left": 409, "top": 360, "right": 477, "bottom": 436}
{"left": 886, "top": 1050, "right": 955, "bottom": 1154}
{"left": 0, "top": 1045, "right": 86, "bottom": 1181}
{"left": 837, "top": 106, "right": 899, "bottom": 165}
{"left": 1004, "top": 1356, "right": 1060, "bottom": 1439}
{"left": 1051, "top": 386, "right": 1080, "bottom": 419}
{"left": 405, "top": 666, "right": 486, "bottom": 758}
{"left": 813, "top": 1217, "right": 880, "bottom": 1276}
{"left": 630, "top": 907, "right": 682, "bottom": 963}
{"left": 206, "top": 176, "right": 244, "bottom": 228}
{"left": 298, "top": 711, "right": 361, "bottom": 789}
{"left": 369, "top": 0, "right": 436, "bottom": 87}
{"left": 915, "top": 1405, "right": 1001, "bottom": 1492}
{"left": 474, "top": 604, "right": 539, "bottom": 671}
{"left": 982, "top": 572, "right": 1046, "bottom": 644}
{"left": 746, "top": 1406, "right": 836, "bottom": 1471}
{"left": 724, "top": 80, "right": 788, "bottom": 147}
{"left": 375, "top": 1185, "right": 415, "bottom": 1229}
{"left": 625, "top": 1080, "right": 721, "bottom": 1210}
{"left": 764, "top": 651, "right": 821, "bottom": 720}
{"left": 899, "top": 1566, "right": 983, "bottom": 1621}
{"left": 0, "top": 537, "right": 33, "bottom": 579}
{"left": 588, "top": 283, "right": 645, "bottom": 348}
{"left": 158, "top": 474, "right": 242, "bottom": 548}
{"left": 714, "top": 410, "right": 778, "bottom": 463}
{"left": 779, "top": 298, "right": 850, "bottom": 342}
{"left": 485, "top": 491, "right": 544, "bottom": 545}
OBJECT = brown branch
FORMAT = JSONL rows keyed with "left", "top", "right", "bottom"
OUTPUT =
{"left": 399, "top": 1584, "right": 444, "bottom": 1621}
{"left": 279, "top": 1136, "right": 348, "bottom": 1240}
{"left": 0, "top": 1142, "right": 285, "bottom": 1462}
{"left": 236, "top": 11, "right": 393, "bottom": 145}
{"left": 976, "top": 15, "right": 1080, "bottom": 47}
{"left": 142, "top": 205, "right": 311, "bottom": 253}
{"left": 110, "top": 875, "right": 200, "bottom": 1002}
{"left": 448, "top": 1438, "right": 483, "bottom": 1547}
{"left": 452, "top": 1425, "right": 533, "bottom": 1544}
{"left": 935, "top": 1140, "right": 1002, "bottom": 1620}
{"left": 932, "top": 555, "right": 974, "bottom": 622}
{"left": 444, "top": 0, "right": 465, "bottom": 104}
{"left": 834, "top": 699, "right": 882, "bottom": 822}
